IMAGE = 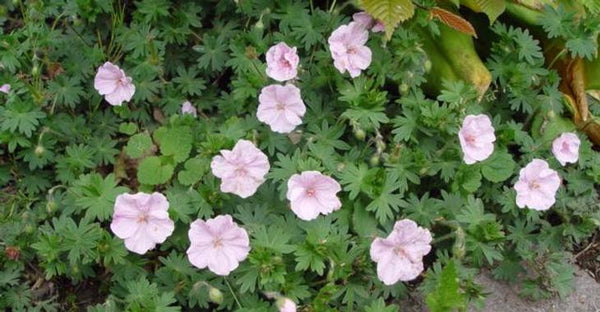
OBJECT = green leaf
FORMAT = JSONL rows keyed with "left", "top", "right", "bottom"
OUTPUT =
{"left": 360, "top": 0, "right": 416, "bottom": 40}
{"left": 425, "top": 260, "right": 466, "bottom": 312}
{"left": 137, "top": 156, "right": 174, "bottom": 185}
{"left": 154, "top": 126, "right": 193, "bottom": 163}
{"left": 177, "top": 157, "right": 208, "bottom": 186}
{"left": 352, "top": 203, "right": 378, "bottom": 237}
{"left": 125, "top": 132, "right": 154, "bottom": 159}
{"left": 360, "top": 0, "right": 415, "bottom": 40}
{"left": 0, "top": 101, "right": 46, "bottom": 138}
{"left": 481, "top": 150, "right": 516, "bottom": 183}
{"left": 70, "top": 173, "right": 129, "bottom": 222}
{"left": 365, "top": 298, "right": 399, "bottom": 312}
{"left": 460, "top": 0, "right": 505, "bottom": 23}
{"left": 455, "top": 167, "right": 482, "bottom": 193}
{"left": 119, "top": 122, "right": 139, "bottom": 135}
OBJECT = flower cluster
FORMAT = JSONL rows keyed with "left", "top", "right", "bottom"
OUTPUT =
{"left": 458, "top": 115, "right": 580, "bottom": 211}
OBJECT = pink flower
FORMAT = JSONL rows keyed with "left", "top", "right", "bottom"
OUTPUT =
{"left": 266, "top": 42, "right": 299, "bottom": 81}
{"left": 286, "top": 171, "right": 342, "bottom": 221}
{"left": 458, "top": 114, "right": 496, "bottom": 164}
{"left": 0, "top": 84, "right": 10, "bottom": 94}
{"left": 514, "top": 159, "right": 561, "bottom": 211}
{"left": 372, "top": 21, "right": 385, "bottom": 33}
{"left": 352, "top": 11, "right": 385, "bottom": 33}
{"left": 187, "top": 214, "right": 250, "bottom": 276}
{"left": 277, "top": 297, "right": 297, "bottom": 312}
{"left": 257, "top": 84, "right": 306, "bottom": 133}
{"left": 110, "top": 192, "right": 175, "bottom": 254}
{"left": 370, "top": 219, "right": 432, "bottom": 285}
{"left": 94, "top": 62, "right": 135, "bottom": 106}
{"left": 181, "top": 100, "right": 197, "bottom": 117}
{"left": 328, "top": 22, "right": 372, "bottom": 78}
{"left": 552, "top": 132, "right": 580, "bottom": 166}
{"left": 211, "top": 140, "right": 270, "bottom": 198}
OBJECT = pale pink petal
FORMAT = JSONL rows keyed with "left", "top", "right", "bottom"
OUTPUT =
{"left": 187, "top": 215, "right": 250, "bottom": 276}
{"left": 552, "top": 132, "right": 580, "bottom": 166}
{"left": 370, "top": 219, "right": 432, "bottom": 285}
{"left": 94, "top": 62, "right": 135, "bottom": 106}
{"left": 513, "top": 159, "right": 561, "bottom": 211}
{"left": 266, "top": 42, "right": 299, "bottom": 81}
{"left": 110, "top": 192, "right": 174, "bottom": 254}
{"left": 210, "top": 140, "right": 270, "bottom": 198}
{"left": 328, "top": 22, "right": 372, "bottom": 78}
{"left": 257, "top": 84, "right": 306, "bottom": 133}
{"left": 0, "top": 84, "right": 11, "bottom": 94}
{"left": 458, "top": 114, "right": 496, "bottom": 164}
{"left": 181, "top": 100, "right": 198, "bottom": 117}
{"left": 286, "top": 171, "right": 342, "bottom": 220}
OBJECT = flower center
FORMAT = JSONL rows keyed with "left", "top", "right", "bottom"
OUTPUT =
{"left": 305, "top": 188, "right": 316, "bottom": 197}
{"left": 212, "top": 237, "right": 223, "bottom": 249}
{"left": 347, "top": 46, "right": 357, "bottom": 55}
{"left": 529, "top": 181, "right": 540, "bottom": 190}
{"left": 276, "top": 103, "right": 286, "bottom": 111}
{"left": 393, "top": 246, "right": 407, "bottom": 257}
{"left": 136, "top": 213, "right": 148, "bottom": 224}
{"left": 465, "top": 133, "right": 476, "bottom": 144}
{"left": 235, "top": 168, "right": 247, "bottom": 177}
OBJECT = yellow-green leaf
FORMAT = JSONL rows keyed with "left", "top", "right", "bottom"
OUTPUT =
{"left": 460, "top": 0, "right": 506, "bottom": 23}
{"left": 360, "top": 0, "right": 416, "bottom": 40}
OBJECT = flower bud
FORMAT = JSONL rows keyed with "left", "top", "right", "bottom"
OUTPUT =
{"left": 399, "top": 83, "right": 409, "bottom": 95}
{"left": 5, "top": 246, "right": 20, "bottom": 261}
{"left": 255, "top": 20, "right": 264, "bottom": 30}
{"left": 452, "top": 227, "right": 465, "bottom": 259}
{"left": 46, "top": 200, "right": 56, "bottom": 214}
{"left": 369, "top": 155, "right": 380, "bottom": 166}
{"left": 353, "top": 128, "right": 366, "bottom": 141}
{"left": 32, "top": 64, "right": 40, "bottom": 77}
{"left": 208, "top": 287, "right": 223, "bottom": 304}
{"left": 35, "top": 145, "right": 45, "bottom": 156}
{"left": 424, "top": 60, "right": 432, "bottom": 73}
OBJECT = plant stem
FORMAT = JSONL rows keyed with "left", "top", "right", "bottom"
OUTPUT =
{"left": 224, "top": 277, "right": 242, "bottom": 309}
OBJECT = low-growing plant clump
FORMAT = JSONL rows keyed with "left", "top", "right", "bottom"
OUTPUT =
{"left": 0, "top": 0, "right": 599, "bottom": 311}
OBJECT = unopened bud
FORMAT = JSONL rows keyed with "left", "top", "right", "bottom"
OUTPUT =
{"left": 369, "top": 155, "right": 380, "bottom": 166}
{"left": 32, "top": 64, "right": 40, "bottom": 77}
{"left": 255, "top": 20, "right": 264, "bottom": 30}
{"left": 452, "top": 227, "right": 466, "bottom": 259}
{"left": 5, "top": 246, "right": 20, "bottom": 261}
{"left": 46, "top": 200, "right": 56, "bottom": 214}
{"left": 424, "top": 60, "right": 432, "bottom": 73}
{"left": 35, "top": 145, "right": 45, "bottom": 156}
{"left": 353, "top": 128, "right": 366, "bottom": 141}
{"left": 208, "top": 287, "right": 223, "bottom": 304}
{"left": 399, "top": 83, "right": 409, "bottom": 95}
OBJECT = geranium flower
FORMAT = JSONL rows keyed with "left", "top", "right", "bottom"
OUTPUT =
{"left": 352, "top": 11, "right": 385, "bottom": 33}
{"left": 187, "top": 214, "right": 250, "bottom": 276}
{"left": 286, "top": 171, "right": 342, "bottom": 221}
{"left": 94, "top": 61, "right": 135, "bottom": 106}
{"left": 181, "top": 100, "right": 197, "bottom": 117}
{"left": 458, "top": 114, "right": 496, "bottom": 164}
{"left": 552, "top": 132, "right": 580, "bottom": 166}
{"left": 0, "top": 84, "right": 10, "bottom": 94}
{"left": 110, "top": 192, "right": 175, "bottom": 254}
{"left": 211, "top": 139, "right": 270, "bottom": 198}
{"left": 266, "top": 42, "right": 299, "bottom": 81}
{"left": 277, "top": 297, "right": 297, "bottom": 312}
{"left": 370, "top": 219, "right": 432, "bottom": 285}
{"left": 328, "top": 22, "right": 372, "bottom": 78}
{"left": 514, "top": 159, "right": 561, "bottom": 211}
{"left": 257, "top": 84, "right": 306, "bottom": 133}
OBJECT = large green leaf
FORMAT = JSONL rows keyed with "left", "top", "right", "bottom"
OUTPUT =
{"left": 460, "top": 0, "right": 505, "bottom": 23}
{"left": 360, "top": 0, "right": 415, "bottom": 40}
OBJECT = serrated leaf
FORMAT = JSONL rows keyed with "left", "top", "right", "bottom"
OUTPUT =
{"left": 137, "top": 156, "right": 174, "bottom": 185}
{"left": 125, "top": 133, "right": 153, "bottom": 159}
{"left": 425, "top": 260, "right": 466, "bottom": 312}
{"left": 481, "top": 150, "right": 516, "bottom": 183}
{"left": 360, "top": 0, "right": 416, "bottom": 40}
{"left": 430, "top": 7, "right": 477, "bottom": 37}
{"left": 153, "top": 126, "right": 193, "bottom": 163}
{"left": 460, "top": 0, "right": 505, "bottom": 23}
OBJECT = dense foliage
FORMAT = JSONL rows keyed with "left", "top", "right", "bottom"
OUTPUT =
{"left": 0, "top": 0, "right": 598, "bottom": 311}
